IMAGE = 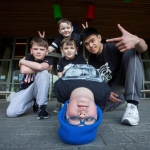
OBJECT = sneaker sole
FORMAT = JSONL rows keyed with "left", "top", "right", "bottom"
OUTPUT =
{"left": 37, "top": 116, "right": 50, "bottom": 120}
{"left": 53, "top": 110, "right": 59, "bottom": 113}
{"left": 121, "top": 119, "right": 138, "bottom": 126}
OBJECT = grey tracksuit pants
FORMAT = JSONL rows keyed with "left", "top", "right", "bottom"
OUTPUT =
{"left": 6, "top": 70, "right": 50, "bottom": 117}
{"left": 104, "top": 49, "right": 143, "bottom": 111}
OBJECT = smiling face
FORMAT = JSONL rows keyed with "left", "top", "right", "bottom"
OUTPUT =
{"left": 83, "top": 34, "right": 103, "bottom": 55}
{"left": 61, "top": 42, "right": 77, "bottom": 60}
{"left": 58, "top": 22, "right": 73, "bottom": 38}
{"left": 66, "top": 88, "right": 97, "bottom": 123}
{"left": 30, "top": 44, "right": 48, "bottom": 61}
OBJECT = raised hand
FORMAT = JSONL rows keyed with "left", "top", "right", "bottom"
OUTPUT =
{"left": 82, "top": 22, "right": 88, "bottom": 29}
{"left": 106, "top": 24, "right": 140, "bottom": 52}
{"left": 38, "top": 31, "right": 45, "bottom": 38}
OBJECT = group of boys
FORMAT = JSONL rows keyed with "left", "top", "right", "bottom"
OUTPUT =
{"left": 6, "top": 18, "right": 148, "bottom": 145}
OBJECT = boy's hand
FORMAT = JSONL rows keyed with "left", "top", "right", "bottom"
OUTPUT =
{"left": 109, "top": 92, "right": 122, "bottom": 103}
{"left": 47, "top": 65, "right": 53, "bottom": 71}
{"left": 82, "top": 22, "right": 88, "bottom": 29}
{"left": 38, "top": 31, "right": 45, "bottom": 38}
{"left": 106, "top": 24, "right": 140, "bottom": 52}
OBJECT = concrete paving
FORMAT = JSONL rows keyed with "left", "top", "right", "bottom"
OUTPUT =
{"left": 0, "top": 99, "right": 150, "bottom": 150}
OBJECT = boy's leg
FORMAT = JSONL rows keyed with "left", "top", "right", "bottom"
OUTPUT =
{"left": 121, "top": 49, "right": 142, "bottom": 125}
{"left": 6, "top": 84, "right": 34, "bottom": 117}
{"left": 104, "top": 49, "right": 142, "bottom": 125}
{"left": 112, "top": 49, "right": 142, "bottom": 102}
{"left": 33, "top": 70, "right": 50, "bottom": 119}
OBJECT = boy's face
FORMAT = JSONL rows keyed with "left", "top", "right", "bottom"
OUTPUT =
{"left": 30, "top": 44, "right": 48, "bottom": 61}
{"left": 83, "top": 35, "right": 103, "bottom": 55}
{"left": 61, "top": 43, "right": 77, "bottom": 60}
{"left": 58, "top": 23, "right": 73, "bottom": 38}
{"left": 66, "top": 97, "right": 97, "bottom": 125}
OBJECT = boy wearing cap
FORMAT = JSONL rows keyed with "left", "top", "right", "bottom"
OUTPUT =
{"left": 54, "top": 64, "right": 111, "bottom": 144}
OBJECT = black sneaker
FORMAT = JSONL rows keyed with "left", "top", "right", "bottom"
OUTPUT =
{"left": 37, "top": 105, "right": 49, "bottom": 120}
{"left": 33, "top": 99, "right": 38, "bottom": 113}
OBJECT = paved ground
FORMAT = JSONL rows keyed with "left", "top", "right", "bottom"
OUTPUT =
{"left": 0, "top": 99, "right": 150, "bottom": 150}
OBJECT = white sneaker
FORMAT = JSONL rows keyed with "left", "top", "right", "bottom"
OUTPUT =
{"left": 121, "top": 103, "right": 139, "bottom": 126}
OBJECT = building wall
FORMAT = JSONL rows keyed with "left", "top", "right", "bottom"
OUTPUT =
{"left": 0, "top": 0, "right": 150, "bottom": 38}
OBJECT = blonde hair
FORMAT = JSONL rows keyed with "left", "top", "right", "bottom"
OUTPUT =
{"left": 57, "top": 18, "right": 72, "bottom": 28}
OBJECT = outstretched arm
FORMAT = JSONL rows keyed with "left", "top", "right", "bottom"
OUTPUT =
{"left": 106, "top": 24, "right": 148, "bottom": 53}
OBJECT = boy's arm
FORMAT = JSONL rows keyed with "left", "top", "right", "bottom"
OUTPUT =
{"left": 20, "top": 65, "right": 37, "bottom": 74}
{"left": 19, "top": 58, "right": 49, "bottom": 72}
{"left": 58, "top": 72, "right": 63, "bottom": 78}
{"left": 19, "top": 57, "right": 36, "bottom": 74}
{"left": 20, "top": 64, "right": 53, "bottom": 74}
{"left": 48, "top": 46, "right": 56, "bottom": 53}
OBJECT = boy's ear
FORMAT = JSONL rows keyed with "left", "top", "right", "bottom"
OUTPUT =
{"left": 58, "top": 29, "right": 61, "bottom": 34}
{"left": 60, "top": 49, "right": 64, "bottom": 56}
{"left": 76, "top": 47, "right": 78, "bottom": 51}
{"left": 71, "top": 26, "right": 74, "bottom": 32}
{"left": 46, "top": 49, "right": 49, "bottom": 55}
{"left": 98, "top": 34, "right": 102, "bottom": 42}
{"left": 30, "top": 48, "right": 33, "bottom": 54}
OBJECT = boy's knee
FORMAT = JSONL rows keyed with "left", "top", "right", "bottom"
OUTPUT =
{"left": 6, "top": 108, "right": 18, "bottom": 117}
{"left": 6, "top": 106, "right": 21, "bottom": 118}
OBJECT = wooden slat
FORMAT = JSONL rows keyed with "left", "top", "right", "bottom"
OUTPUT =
{"left": 0, "top": 0, "right": 150, "bottom": 38}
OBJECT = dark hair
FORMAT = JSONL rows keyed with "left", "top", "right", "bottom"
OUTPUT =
{"left": 30, "top": 37, "right": 49, "bottom": 49}
{"left": 61, "top": 37, "right": 77, "bottom": 48}
{"left": 80, "top": 27, "right": 99, "bottom": 42}
{"left": 57, "top": 18, "right": 72, "bottom": 28}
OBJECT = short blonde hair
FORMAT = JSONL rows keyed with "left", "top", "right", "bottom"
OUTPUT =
{"left": 57, "top": 18, "right": 72, "bottom": 28}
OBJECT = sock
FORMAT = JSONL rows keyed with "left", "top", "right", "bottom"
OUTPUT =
{"left": 126, "top": 100, "right": 138, "bottom": 106}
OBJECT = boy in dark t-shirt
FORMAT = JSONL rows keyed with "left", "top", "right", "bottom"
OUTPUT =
{"left": 57, "top": 37, "right": 87, "bottom": 78}
{"left": 6, "top": 37, "right": 53, "bottom": 120}
{"left": 53, "top": 37, "right": 87, "bottom": 113}
{"left": 80, "top": 25, "right": 148, "bottom": 126}
{"left": 38, "top": 18, "right": 87, "bottom": 55}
